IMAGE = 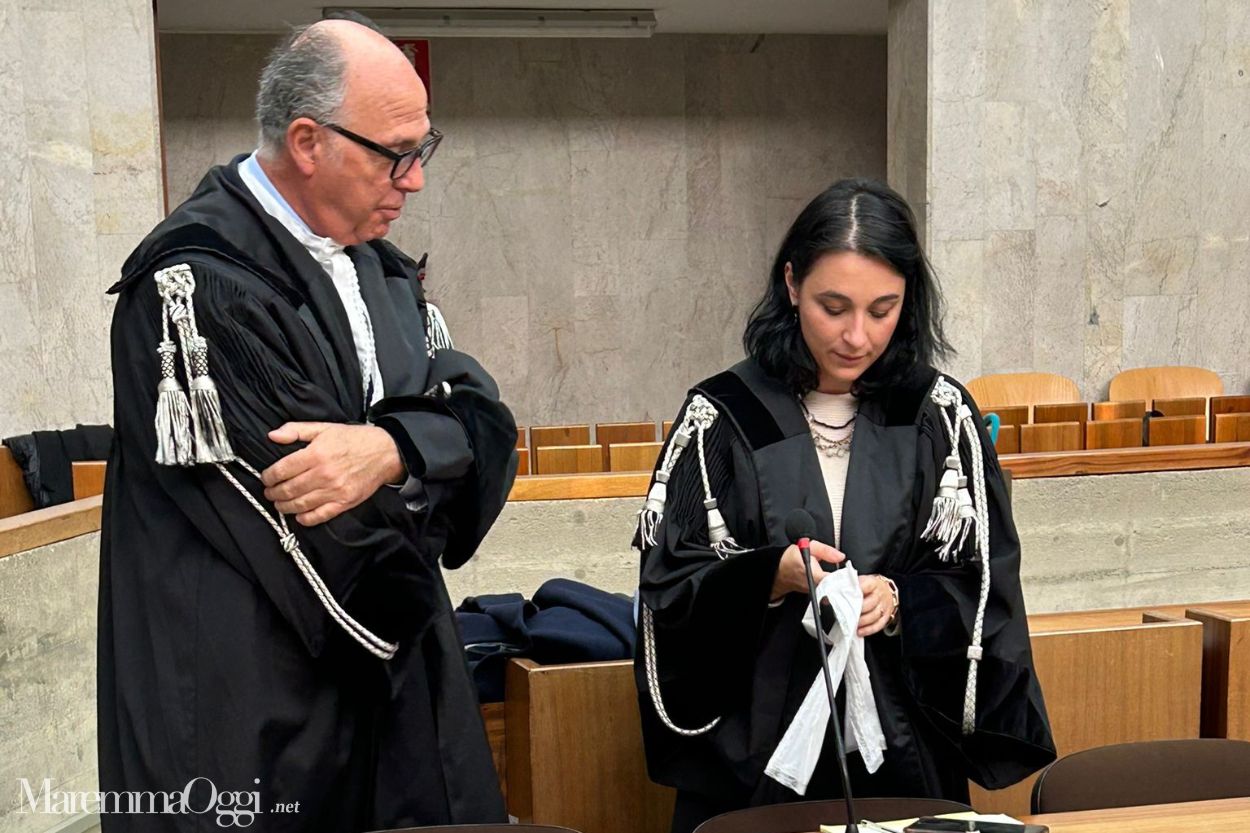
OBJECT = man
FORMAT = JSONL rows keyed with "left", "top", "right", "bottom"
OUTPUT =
{"left": 98, "top": 18, "right": 516, "bottom": 831}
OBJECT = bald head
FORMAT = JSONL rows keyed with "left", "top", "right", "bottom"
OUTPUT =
{"left": 255, "top": 18, "right": 427, "bottom": 157}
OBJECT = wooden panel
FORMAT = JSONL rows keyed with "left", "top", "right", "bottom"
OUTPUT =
{"left": 1020, "top": 421, "right": 1083, "bottom": 453}
{"left": 1214, "top": 413, "right": 1250, "bottom": 444}
{"left": 1021, "top": 797, "right": 1250, "bottom": 831}
{"left": 1212, "top": 396, "right": 1250, "bottom": 441}
{"left": 481, "top": 702, "right": 507, "bottom": 802}
{"left": 516, "top": 428, "right": 528, "bottom": 450}
{"left": 994, "top": 424, "right": 1020, "bottom": 455}
{"left": 0, "top": 447, "right": 35, "bottom": 520}
{"left": 1110, "top": 365, "right": 1224, "bottom": 402}
{"left": 1086, "top": 418, "right": 1143, "bottom": 450}
{"left": 1151, "top": 396, "right": 1207, "bottom": 417}
{"left": 661, "top": 420, "right": 674, "bottom": 439}
{"left": 529, "top": 425, "right": 591, "bottom": 457}
{"left": 1147, "top": 414, "right": 1205, "bottom": 446}
{"left": 1034, "top": 402, "right": 1090, "bottom": 425}
{"left": 533, "top": 444, "right": 605, "bottom": 475}
{"left": 0, "top": 496, "right": 103, "bottom": 559}
{"left": 505, "top": 658, "right": 675, "bottom": 833}
{"left": 970, "top": 613, "right": 1203, "bottom": 817}
{"left": 1184, "top": 601, "right": 1250, "bottom": 741}
{"left": 516, "top": 447, "right": 530, "bottom": 476}
{"left": 1093, "top": 400, "right": 1146, "bottom": 421}
{"left": 509, "top": 473, "right": 651, "bottom": 501}
{"left": 72, "top": 461, "right": 106, "bottom": 500}
{"left": 596, "top": 422, "right": 658, "bottom": 469}
{"left": 981, "top": 404, "right": 1029, "bottom": 427}
{"left": 1001, "top": 442, "right": 1250, "bottom": 479}
{"left": 608, "top": 441, "right": 662, "bottom": 473}
{"left": 966, "top": 372, "right": 1081, "bottom": 409}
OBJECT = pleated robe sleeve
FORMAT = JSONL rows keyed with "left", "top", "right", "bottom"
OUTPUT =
{"left": 636, "top": 394, "right": 787, "bottom": 731}
{"left": 890, "top": 383, "right": 1056, "bottom": 789}
{"left": 111, "top": 254, "right": 446, "bottom": 662}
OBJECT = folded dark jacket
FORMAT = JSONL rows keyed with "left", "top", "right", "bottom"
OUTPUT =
{"left": 3, "top": 424, "right": 113, "bottom": 508}
{"left": 455, "top": 578, "right": 636, "bottom": 702}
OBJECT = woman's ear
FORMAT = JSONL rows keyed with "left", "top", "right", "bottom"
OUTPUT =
{"left": 784, "top": 262, "right": 799, "bottom": 306}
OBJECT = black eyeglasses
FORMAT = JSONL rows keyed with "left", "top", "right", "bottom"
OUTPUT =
{"left": 322, "top": 123, "right": 444, "bottom": 180}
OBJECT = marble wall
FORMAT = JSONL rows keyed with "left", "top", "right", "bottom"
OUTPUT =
{"left": 160, "top": 33, "right": 889, "bottom": 427}
{"left": 0, "top": 0, "right": 164, "bottom": 440}
{"left": 889, "top": 0, "right": 1250, "bottom": 400}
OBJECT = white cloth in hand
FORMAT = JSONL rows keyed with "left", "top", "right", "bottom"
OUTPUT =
{"left": 763, "top": 564, "right": 886, "bottom": 795}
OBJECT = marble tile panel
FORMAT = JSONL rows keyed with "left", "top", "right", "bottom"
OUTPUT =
{"left": 930, "top": 0, "right": 986, "bottom": 102}
{"left": 928, "top": 100, "right": 985, "bottom": 242}
{"left": 1123, "top": 236, "right": 1198, "bottom": 297}
{"left": 1127, "top": 128, "right": 1203, "bottom": 243}
{"left": 1127, "top": 0, "right": 1205, "bottom": 142}
{"left": 1121, "top": 292, "right": 1200, "bottom": 369}
{"left": 1077, "top": 0, "right": 1129, "bottom": 149}
{"left": 0, "top": 283, "right": 40, "bottom": 355}
{"left": 1032, "top": 215, "right": 1087, "bottom": 385}
{"left": 981, "top": 101, "right": 1036, "bottom": 231}
{"left": 569, "top": 147, "right": 688, "bottom": 245}
{"left": 1194, "top": 238, "right": 1250, "bottom": 390}
{"left": 980, "top": 230, "right": 1036, "bottom": 373}
{"left": 930, "top": 239, "right": 984, "bottom": 383}
{"left": 1199, "top": 86, "right": 1250, "bottom": 238}
{"left": 477, "top": 294, "right": 530, "bottom": 400}
{"left": 1031, "top": 105, "right": 1083, "bottom": 218}
{"left": 18, "top": 8, "right": 85, "bottom": 106}
{"left": 984, "top": 0, "right": 1040, "bottom": 103}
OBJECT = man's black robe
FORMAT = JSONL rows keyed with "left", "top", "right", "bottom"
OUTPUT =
{"left": 635, "top": 360, "right": 1055, "bottom": 831}
{"left": 98, "top": 156, "right": 516, "bottom": 831}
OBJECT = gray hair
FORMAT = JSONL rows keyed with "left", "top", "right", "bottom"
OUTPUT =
{"left": 255, "top": 25, "right": 347, "bottom": 155}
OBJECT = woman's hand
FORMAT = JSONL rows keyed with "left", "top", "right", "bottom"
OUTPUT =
{"left": 770, "top": 540, "right": 845, "bottom": 602}
{"left": 857, "top": 574, "right": 899, "bottom": 637}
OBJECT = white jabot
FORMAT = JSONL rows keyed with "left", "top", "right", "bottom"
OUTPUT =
{"left": 764, "top": 563, "right": 886, "bottom": 794}
{"left": 238, "top": 152, "right": 384, "bottom": 406}
{"left": 802, "top": 390, "right": 857, "bottom": 549}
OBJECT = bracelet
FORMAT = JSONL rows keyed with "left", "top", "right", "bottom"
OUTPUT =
{"left": 879, "top": 575, "right": 900, "bottom": 624}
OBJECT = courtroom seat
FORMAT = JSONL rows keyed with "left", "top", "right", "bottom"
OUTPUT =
{"left": 966, "top": 372, "right": 1081, "bottom": 414}
{"left": 607, "top": 441, "right": 662, "bottom": 472}
{"left": 1108, "top": 366, "right": 1223, "bottom": 402}
{"left": 529, "top": 425, "right": 591, "bottom": 459}
{"left": 1030, "top": 738, "right": 1250, "bottom": 814}
{"left": 692, "top": 798, "right": 973, "bottom": 833}
{"left": 533, "top": 444, "right": 604, "bottom": 475}
{"left": 595, "top": 421, "right": 657, "bottom": 469}
{"left": 1092, "top": 400, "right": 1146, "bottom": 421}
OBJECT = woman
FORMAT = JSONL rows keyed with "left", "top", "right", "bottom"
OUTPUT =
{"left": 633, "top": 179, "right": 1055, "bottom": 833}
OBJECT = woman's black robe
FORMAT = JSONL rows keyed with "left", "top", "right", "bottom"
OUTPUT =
{"left": 98, "top": 158, "right": 515, "bottom": 831}
{"left": 635, "top": 359, "right": 1055, "bottom": 822}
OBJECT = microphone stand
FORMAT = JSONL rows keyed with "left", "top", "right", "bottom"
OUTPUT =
{"left": 798, "top": 536, "right": 860, "bottom": 833}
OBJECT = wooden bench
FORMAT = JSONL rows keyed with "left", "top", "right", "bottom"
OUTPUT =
{"left": 505, "top": 658, "right": 673, "bottom": 833}
{"left": 970, "top": 608, "right": 1203, "bottom": 816}
{"left": 533, "top": 444, "right": 605, "bottom": 475}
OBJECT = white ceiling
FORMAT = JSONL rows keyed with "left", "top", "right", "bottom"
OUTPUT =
{"left": 156, "top": 0, "right": 889, "bottom": 35}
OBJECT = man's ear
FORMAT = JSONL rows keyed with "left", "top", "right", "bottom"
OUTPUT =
{"left": 286, "top": 118, "right": 322, "bottom": 177}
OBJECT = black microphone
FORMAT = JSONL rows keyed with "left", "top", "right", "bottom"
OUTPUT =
{"left": 784, "top": 508, "right": 859, "bottom": 833}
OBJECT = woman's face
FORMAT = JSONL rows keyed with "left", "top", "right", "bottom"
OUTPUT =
{"left": 786, "top": 251, "right": 906, "bottom": 394}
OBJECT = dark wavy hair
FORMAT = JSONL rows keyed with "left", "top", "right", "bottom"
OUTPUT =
{"left": 743, "top": 178, "right": 951, "bottom": 398}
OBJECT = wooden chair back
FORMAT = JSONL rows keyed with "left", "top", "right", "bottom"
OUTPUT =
{"left": 1092, "top": 400, "right": 1146, "bottom": 421}
{"left": 1213, "top": 413, "right": 1250, "bottom": 443}
{"left": 1086, "top": 418, "right": 1143, "bottom": 450}
{"left": 980, "top": 404, "right": 1029, "bottom": 427}
{"left": 595, "top": 422, "right": 657, "bottom": 469}
{"left": 1146, "top": 415, "right": 1205, "bottom": 446}
{"left": 1109, "top": 366, "right": 1223, "bottom": 402}
{"left": 966, "top": 373, "right": 1081, "bottom": 411}
{"left": 529, "top": 425, "right": 591, "bottom": 457}
{"left": 1020, "top": 422, "right": 1083, "bottom": 453}
{"left": 1033, "top": 402, "right": 1090, "bottom": 425}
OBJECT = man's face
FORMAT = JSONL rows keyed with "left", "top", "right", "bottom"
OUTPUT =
{"left": 310, "top": 68, "right": 430, "bottom": 245}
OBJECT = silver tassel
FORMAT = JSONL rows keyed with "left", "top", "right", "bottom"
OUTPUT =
{"left": 922, "top": 454, "right": 962, "bottom": 552}
{"left": 638, "top": 471, "right": 669, "bottom": 548}
{"left": 705, "top": 498, "right": 730, "bottom": 544}
{"left": 155, "top": 377, "right": 193, "bottom": 465}
{"left": 952, "top": 475, "right": 976, "bottom": 556}
{"left": 187, "top": 336, "right": 234, "bottom": 463}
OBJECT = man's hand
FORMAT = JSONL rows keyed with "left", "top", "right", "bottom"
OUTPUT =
{"left": 770, "top": 540, "right": 845, "bottom": 602}
{"left": 261, "top": 422, "right": 406, "bottom": 526}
